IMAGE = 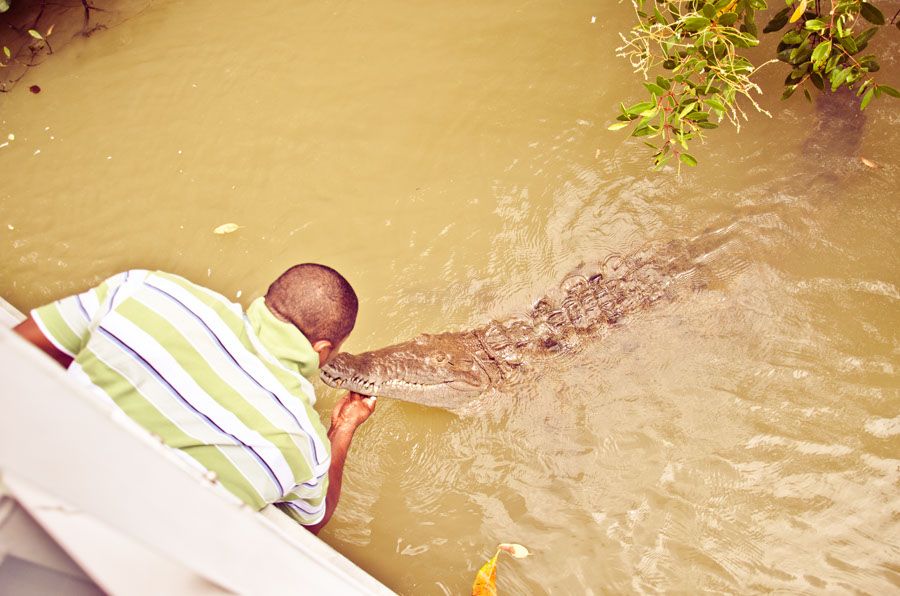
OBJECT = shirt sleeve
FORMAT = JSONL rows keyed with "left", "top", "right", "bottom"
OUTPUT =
{"left": 30, "top": 271, "right": 131, "bottom": 357}
{"left": 272, "top": 475, "right": 329, "bottom": 527}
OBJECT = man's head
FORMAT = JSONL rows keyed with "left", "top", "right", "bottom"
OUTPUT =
{"left": 265, "top": 263, "right": 358, "bottom": 367}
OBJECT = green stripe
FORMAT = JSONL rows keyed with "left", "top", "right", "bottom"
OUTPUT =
{"left": 184, "top": 445, "right": 268, "bottom": 509}
{"left": 93, "top": 277, "right": 114, "bottom": 305}
{"left": 33, "top": 302, "right": 84, "bottom": 354}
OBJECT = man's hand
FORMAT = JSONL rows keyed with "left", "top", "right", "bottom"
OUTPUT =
{"left": 330, "top": 391, "right": 377, "bottom": 435}
{"left": 306, "top": 392, "right": 376, "bottom": 535}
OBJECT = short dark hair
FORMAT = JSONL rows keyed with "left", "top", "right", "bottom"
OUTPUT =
{"left": 265, "top": 263, "right": 358, "bottom": 345}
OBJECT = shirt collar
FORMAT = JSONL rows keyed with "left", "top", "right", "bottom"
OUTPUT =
{"left": 246, "top": 297, "right": 320, "bottom": 379}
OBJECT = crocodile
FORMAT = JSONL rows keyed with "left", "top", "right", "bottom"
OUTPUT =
{"left": 319, "top": 235, "right": 718, "bottom": 410}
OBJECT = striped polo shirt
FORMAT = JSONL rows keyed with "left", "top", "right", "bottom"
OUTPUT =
{"left": 31, "top": 270, "right": 331, "bottom": 526}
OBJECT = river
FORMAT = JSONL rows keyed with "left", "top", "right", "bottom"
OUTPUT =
{"left": 1, "top": 0, "right": 898, "bottom": 593}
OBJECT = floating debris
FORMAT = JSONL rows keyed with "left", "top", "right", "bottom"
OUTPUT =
{"left": 213, "top": 223, "right": 242, "bottom": 235}
{"left": 497, "top": 544, "right": 530, "bottom": 558}
{"left": 29, "top": 85, "right": 40, "bottom": 94}
{"left": 860, "top": 157, "right": 878, "bottom": 169}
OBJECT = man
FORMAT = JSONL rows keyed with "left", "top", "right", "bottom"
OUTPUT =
{"left": 13, "top": 264, "right": 375, "bottom": 534}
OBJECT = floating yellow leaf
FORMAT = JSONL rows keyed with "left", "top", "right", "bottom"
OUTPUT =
{"left": 472, "top": 551, "right": 499, "bottom": 596}
{"left": 498, "top": 543, "right": 530, "bottom": 558}
{"left": 789, "top": 0, "right": 807, "bottom": 23}
{"left": 472, "top": 543, "right": 530, "bottom": 595}
{"left": 213, "top": 223, "right": 242, "bottom": 235}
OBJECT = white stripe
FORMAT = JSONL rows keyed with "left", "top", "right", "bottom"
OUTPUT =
{"left": 82, "top": 335, "right": 274, "bottom": 503}
{"left": 146, "top": 275, "right": 329, "bottom": 474}
{"left": 101, "top": 311, "right": 295, "bottom": 497}
{"left": 56, "top": 297, "right": 91, "bottom": 338}
{"left": 80, "top": 285, "right": 101, "bottom": 320}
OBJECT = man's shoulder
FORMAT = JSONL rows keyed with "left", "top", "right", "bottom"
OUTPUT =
{"left": 109, "top": 270, "right": 248, "bottom": 333}
{"left": 146, "top": 271, "right": 241, "bottom": 309}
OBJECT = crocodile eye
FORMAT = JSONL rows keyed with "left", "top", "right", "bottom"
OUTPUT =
{"left": 434, "top": 354, "right": 447, "bottom": 363}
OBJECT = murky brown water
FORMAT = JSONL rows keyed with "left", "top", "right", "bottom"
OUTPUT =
{"left": 2, "top": 0, "right": 899, "bottom": 593}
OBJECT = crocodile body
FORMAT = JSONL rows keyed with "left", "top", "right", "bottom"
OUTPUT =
{"left": 320, "top": 236, "right": 710, "bottom": 409}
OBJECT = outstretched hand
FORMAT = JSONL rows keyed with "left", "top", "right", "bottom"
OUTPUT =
{"left": 330, "top": 391, "right": 377, "bottom": 433}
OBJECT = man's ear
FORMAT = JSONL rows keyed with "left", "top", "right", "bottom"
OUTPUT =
{"left": 311, "top": 339, "right": 334, "bottom": 368}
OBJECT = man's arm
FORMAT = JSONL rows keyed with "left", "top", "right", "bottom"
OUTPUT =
{"left": 304, "top": 392, "right": 376, "bottom": 534}
{"left": 13, "top": 316, "right": 74, "bottom": 368}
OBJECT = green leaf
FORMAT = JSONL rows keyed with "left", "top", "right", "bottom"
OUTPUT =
{"left": 679, "top": 153, "right": 698, "bottom": 167}
{"left": 678, "top": 101, "right": 698, "bottom": 118}
{"left": 782, "top": 84, "right": 798, "bottom": 100}
{"left": 877, "top": 85, "right": 900, "bottom": 98}
{"left": 859, "top": 2, "right": 885, "bottom": 25}
{"left": 854, "top": 27, "right": 878, "bottom": 47}
{"left": 803, "top": 88, "right": 812, "bottom": 102}
{"left": 683, "top": 16, "right": 710, "bottom": 32}
{"left": 704, "top": 98, "right": 725, "bottom": 111}
{"left": 656, "top": 76, "right": 671, "bottom": 90}
{"left": 764, "top": 7, "right": 791, "bottom": 33}
{"left": 608, "top": 121, "right": 630, "bottom": 131}
{"left": 696, "top": 121, "right": 719, "bottom": 129}
{"left": 811, "top": 40, "right": 832, "bottom": 67}
{"left": 839, "top": 35, "right": 858, "bottom": 54}
{"left": 702, "top": 4, "right": 717, "bottom": 19}
{"left": 643, "top": 82, "right": 666, "bottom": 96}
{"left": 789, "top": 42, "right": 813, "bottom": 65}
{"left": 718, "top": 12, "right": 739, "bottom": 27}
{"left": 810, "top": 71, "right": 824, "bottom": 90}
{"left": 804, "top": 19, "right": 827, "bottom": 31}
{"left": 859, "top": 55, "right": 880, "bottom": 72}
{"left": 27, "top": 29, "right": 43, "bottom": 40}
{"left": 744, "top": 19, "right": 759, "bottom": 37}
{"left": 782, "top": 30, "right": 805, "bottom": 45}
{"left": 625, "top": 101, "right": 655, "bottom": 116}
{"left": 860, "top": 87, "right": 875, "bottom": 110}
{"left": 830, "top": 67, "right": 849, "bottom": 91}
{"left": 0, "top": 0, "right": 9, "bottom": 13}
{"left": 2, "top": 46, "right": 10, "bottom": 59}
